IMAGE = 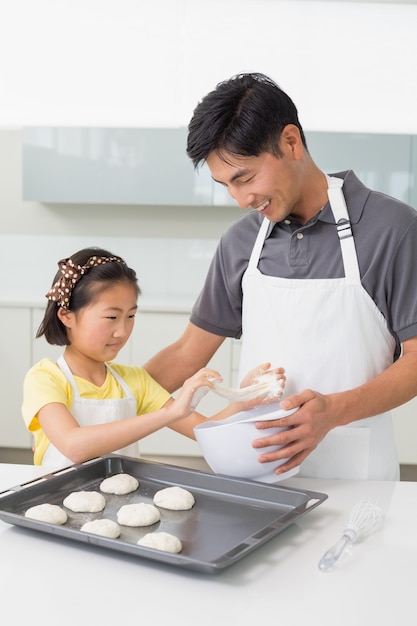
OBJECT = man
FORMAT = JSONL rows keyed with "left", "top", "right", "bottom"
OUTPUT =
{"left": 145, "top": 72, "right": 417, "bottom": 480}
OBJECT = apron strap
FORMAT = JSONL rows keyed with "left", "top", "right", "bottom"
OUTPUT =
{"left": 105, "top": 363, "right": 135, "bottom": 398}
{"left": 326, "top": 176, "right": 361, "bottom": 281}
{"left": 57, "top": 356, "right": 134, "bottom": 399}
{"left": 248, "top": 217, "right": 270, "bottom": 269}
{"left": 57, "top": 355, "right": 81, "bottom": 399}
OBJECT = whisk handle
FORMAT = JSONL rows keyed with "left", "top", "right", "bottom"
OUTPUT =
{"left": 318, "top": 528, "right": 357, "bottom": 571}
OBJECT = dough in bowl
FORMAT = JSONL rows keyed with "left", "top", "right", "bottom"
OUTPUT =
{"left": 99, "top": 473, "right": 139, "bottom": 495}
{"left": 25, "top": 503, "right": 68, "bottom": 525}
{"left": 153, "top": 486, "right": 195, "bottom": 511}
{"left": 137, "top": 531, "right": 182, "bottom": 553}
{"left": 63, "top": 490, "right": 106, "bottom": 513}
{"left": 117, "top": 502, "right": 160, "bottom": 527}
{"left": 80, "top": 518, "right": 121, "bottom": 538}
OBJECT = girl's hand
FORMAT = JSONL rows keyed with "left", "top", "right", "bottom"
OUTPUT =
{"left": 237, "top": 362, "right": 286, "bottom": 410}
{"left": 169, "top": 368, "right": 223, "bottom": 419}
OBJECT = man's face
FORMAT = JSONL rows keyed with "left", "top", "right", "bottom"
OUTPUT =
{"left": 207, "top": 147, "right": 302, "bottom": 223}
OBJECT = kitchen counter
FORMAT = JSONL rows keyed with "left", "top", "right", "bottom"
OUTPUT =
{"left": 0, "top": 463, "right": 415, "bottom": 625}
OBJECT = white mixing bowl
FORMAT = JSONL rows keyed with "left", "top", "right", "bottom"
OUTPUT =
{"left": 194, "top": 404, "right": 300, "bottom": 483}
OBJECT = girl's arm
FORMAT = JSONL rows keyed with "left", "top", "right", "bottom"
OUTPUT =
{"left": 38, "top": 366, "right": 221, "bottom": 464}
{"left": 38, "top": 363, "right": 285, "bottom": 464}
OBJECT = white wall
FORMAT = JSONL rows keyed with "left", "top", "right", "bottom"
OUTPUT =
{"left": 0, "top": 0, "right": 417, "bottom": 132}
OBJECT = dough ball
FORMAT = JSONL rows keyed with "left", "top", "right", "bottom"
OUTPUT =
{"left": 63, "top": 490, "right": 106, "bottom": 513}
{"left": 99, "top": 473, "right": 139, "bottom": 495}
{"left": 80, "top": 518, "right": 121, "bottom": 538}
{"left": 117, "top": 502, "right": 160, "bottom": 527}
{"left": 25, "top": 503, "right": 68, "bottom": 525}
{"left": 137, "top": 531, "right": 182, "bottom": 554}
{"left": 153, "top": 486, "right": 195, "bottom": 511}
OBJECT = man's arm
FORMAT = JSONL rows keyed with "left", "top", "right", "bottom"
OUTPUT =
{"left": 143, "top": 322, "right": 226, "bottom": 393}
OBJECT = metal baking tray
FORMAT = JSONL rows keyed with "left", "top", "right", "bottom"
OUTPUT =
{"left": 0, "top": 455, "right": 327, "bottom": 574}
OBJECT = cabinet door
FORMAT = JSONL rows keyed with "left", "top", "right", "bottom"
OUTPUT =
{"left": 130, "top": 311, "right": 233, "bottom": 456}
{"left": 23, "top": 128, "right": 214, "bottom": 205}
{"left": 305, "top": 131, "right": 413, "bottom": 204}
{"left": 0, "top": 308, "right": 33, "bottom": 447}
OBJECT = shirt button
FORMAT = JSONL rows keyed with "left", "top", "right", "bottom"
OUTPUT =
{"left": 284, "top": 219, "right": 291, "bottom": 225}
{"left": 296, "top": 232, "right": 304, "bottom": 240}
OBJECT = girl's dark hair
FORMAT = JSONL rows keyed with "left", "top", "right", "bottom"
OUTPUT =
{"left": 37, "top": 247, "right": 140, "bottom": 346}
{"left": 187, "top": 72, "right": 307, "bottom": 168}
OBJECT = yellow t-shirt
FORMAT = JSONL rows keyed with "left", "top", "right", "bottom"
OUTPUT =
{"left": 22, "top": 358, "right": 171, "bottom": 465}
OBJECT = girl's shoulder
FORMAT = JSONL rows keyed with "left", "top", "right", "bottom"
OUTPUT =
{"left": 24, "top": 358, "right": 71, "bottom": 397}
{"left": 27, "top": 357, "right": 66, "bottom": 380}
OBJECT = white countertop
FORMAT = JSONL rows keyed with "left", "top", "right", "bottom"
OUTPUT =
{"left": 0, "top": 463, "right": 415, "bottom": 625}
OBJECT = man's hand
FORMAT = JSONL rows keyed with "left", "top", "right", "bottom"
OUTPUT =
{"left": 252, "top": 388, "right": 335, "bottom": 475}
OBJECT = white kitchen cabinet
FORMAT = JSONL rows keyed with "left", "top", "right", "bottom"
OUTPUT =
{"left": 305, "top": 131, "right": 413, "bottom": 205}
{"left": 0, "top": 308, "right": 33, "bottom": 447}
{"left": 22, "top": 128, "right": 417, "bottom": 207}
{"left": 23, "top": 128, "right": 214, "bottom": 206}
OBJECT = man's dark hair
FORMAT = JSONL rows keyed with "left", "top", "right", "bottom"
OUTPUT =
{"left": 187, "top": 72, "right": 307, "bottom": 168}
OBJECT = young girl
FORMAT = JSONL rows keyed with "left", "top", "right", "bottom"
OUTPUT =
{"left": 22, "top": 247, "right": 285, "bottom": 468}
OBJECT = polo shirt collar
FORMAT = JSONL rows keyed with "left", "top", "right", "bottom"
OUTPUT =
{"left": 314, "top": 170, "right": 370, "bottom": 226}
{"left": 266, "top": 169, "right": 371, "bottom": 237}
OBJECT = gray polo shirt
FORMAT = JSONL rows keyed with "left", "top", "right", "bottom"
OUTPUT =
{"left": 190, "top": 170, "right": 417, "bottom": 360}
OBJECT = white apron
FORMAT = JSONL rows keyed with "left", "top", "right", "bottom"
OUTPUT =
{"left": 239, "top": 176, "right": 399, "bottom": 480}
{"left": 42, "top": 355, "right": 140, "bottom": 468}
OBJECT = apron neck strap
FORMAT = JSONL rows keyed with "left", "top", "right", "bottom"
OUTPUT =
{"left": 326, "top": 175, "right": 361, "bottom": 281}
{"left": 248, "top": 217, "right": 270, "bottom": 270}
{"left": 248, "top": 178, "right": 361, "bottom": 282}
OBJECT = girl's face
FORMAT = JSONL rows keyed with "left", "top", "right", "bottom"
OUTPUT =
{"left": 59, "top": 283, "right": 138, "bottom": 362}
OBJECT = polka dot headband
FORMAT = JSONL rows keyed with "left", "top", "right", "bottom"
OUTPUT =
{"left": 45, "top": 255, "right": 125, "bottom": 310}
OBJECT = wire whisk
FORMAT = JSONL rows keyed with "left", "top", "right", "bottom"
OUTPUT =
{"left": 318, "top": 498, "right": 383, "bottom": 572}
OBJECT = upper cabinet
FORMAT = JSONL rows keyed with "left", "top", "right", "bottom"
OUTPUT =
{"left": 306, "top": 131, "right": 414, "bottom": 205}
{"left": 23, "top": 128, "right": 416, "bottom": 208}
{"left": 22, "top": 127, "right": 216, "bottom": 206}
